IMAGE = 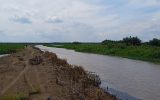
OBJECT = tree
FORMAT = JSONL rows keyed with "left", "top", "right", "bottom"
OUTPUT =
{"left": 72, "top": 41, "right": 81, "bottom": 44}
{"left": 149, "top": 38, "right": 160, "bottom": 46}
{"left": 102, "top": 40, "right": 115, "bottom": 44}
{"left": 123, "top": 36, "right": 141, "bottom": 46}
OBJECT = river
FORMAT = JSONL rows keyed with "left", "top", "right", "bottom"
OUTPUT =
{"left": 36, "top": 45, "right": 160, "bottom": 100}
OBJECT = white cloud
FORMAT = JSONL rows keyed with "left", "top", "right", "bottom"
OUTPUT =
{"left": 0, "top": 0, "right": 159, "bottom": 42}
{"left": 10, "top": 15, "right": 32, "bottom": 24}
{"left": 45, "top": 16, "right": 63, "bottom": 24}
{"left": 127, "top": 0, "right": 160, "bottom": 7}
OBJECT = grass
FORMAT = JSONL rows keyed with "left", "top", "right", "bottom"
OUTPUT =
{"left": 0, "top": 93, "right": 29, "bottom": 100}
{"left": 0, "top": 43, "right": 24, "bottom": 54}
{"left": 46, "top": 43, "right": 160, "bottom": 63}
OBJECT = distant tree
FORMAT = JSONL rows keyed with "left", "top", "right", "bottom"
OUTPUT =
{"left": 102, "top": 40, "right": 115, "bottom": 44}
{"left": 72, "top": 41, "right": 81, "bottom": 44}
{"left": 123, "top": 36, "right": 141, "bottom": 46}
{"left": 149, "top": 38, "right": 160, "bottom": 46}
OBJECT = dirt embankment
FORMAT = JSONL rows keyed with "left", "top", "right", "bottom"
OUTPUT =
{"left": 0, "top": 46, "right": 116, "bottom": 100}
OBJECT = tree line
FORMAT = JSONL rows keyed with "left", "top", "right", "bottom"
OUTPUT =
{"left": 102, "top": 36, "right": 160, "bottom": 46}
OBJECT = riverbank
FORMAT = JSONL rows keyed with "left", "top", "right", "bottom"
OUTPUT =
{"left": 37, "top": 45, "right": 160, "bottom": 100}
{"left": 46, "top": 43, "right": 160, "bottom": 63}
{"left": 0, "top": 46, "right": 116, "bottom": 100}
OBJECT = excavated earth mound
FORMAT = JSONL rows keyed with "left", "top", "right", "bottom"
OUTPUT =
{"left": 0, "top": 46, "right": 116, "bottom": 100}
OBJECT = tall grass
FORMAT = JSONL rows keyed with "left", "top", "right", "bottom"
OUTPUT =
{"left": 0, "top": 43, "right": 24, "bottom": 54}
{"left": 47, "top": 43, "right": 160, "bottom": 63}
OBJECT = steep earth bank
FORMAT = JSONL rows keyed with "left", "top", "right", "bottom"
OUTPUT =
{"left": 0, "top": 46, "right": 116, "bottom": 100}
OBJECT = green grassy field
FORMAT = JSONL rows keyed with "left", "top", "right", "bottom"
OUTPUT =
{"left": 47, "top": 43, "right": 160, "bottom": 63}
{"left": 0, "top": 44, "right": 24, "bottom": 54}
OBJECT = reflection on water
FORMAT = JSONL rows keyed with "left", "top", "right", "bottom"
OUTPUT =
{"left": 37, "top": 45, "right": 160, "bottom": 100}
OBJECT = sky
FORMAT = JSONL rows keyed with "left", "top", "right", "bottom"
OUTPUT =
{"left": 0, "top": 0, "right": 160, "bottom": 42}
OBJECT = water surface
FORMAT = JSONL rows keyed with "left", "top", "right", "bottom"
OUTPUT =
{"left": 37, "top": 45, "right": 160, "bottom": 100}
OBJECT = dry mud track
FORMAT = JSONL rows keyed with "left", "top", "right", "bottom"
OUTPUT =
{"left": 0, "top": 64, "right": 31, "bottom": 95}
{"left": 0, "top": 46, "right": 116, "bottom": 100}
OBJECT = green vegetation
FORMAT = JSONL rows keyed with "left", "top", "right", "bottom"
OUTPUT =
{"left": 0, "top": 43, "right": 24, "bottom": 54}
{"left": 0, "top": 93, "right": 28, "bottom": 100}
{"left": 46, "top": 37, "right": 160, "bottom": 63}
{"left": 149, "top": 38, "right": 160, "bottom": 46}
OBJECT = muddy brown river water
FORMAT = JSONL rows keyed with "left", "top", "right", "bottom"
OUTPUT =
{"left": 37, "top": 45, "right": 159, "bottom": 100}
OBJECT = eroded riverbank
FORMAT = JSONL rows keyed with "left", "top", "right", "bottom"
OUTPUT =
{"left": 37, "top": 45, "right": 160, "bottom": 100}
{"left": 0, "top": 46, "right": 116, "bottom": 100}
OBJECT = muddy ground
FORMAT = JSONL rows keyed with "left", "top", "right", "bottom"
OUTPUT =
{"left": 0, "top": 46, "right": 116, "bottom": 100}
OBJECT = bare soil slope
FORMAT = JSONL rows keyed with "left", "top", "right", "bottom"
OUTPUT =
{"left": 0, "top": 46, "right": 116, "bottom": 100}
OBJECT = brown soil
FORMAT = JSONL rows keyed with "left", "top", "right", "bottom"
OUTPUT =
{"left": 0, "top": 46, "right": 116, "bottom": 100}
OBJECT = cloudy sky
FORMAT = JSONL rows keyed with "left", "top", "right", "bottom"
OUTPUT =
{"left": 0, "top": 0, "right": 160, "bottom": 42}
